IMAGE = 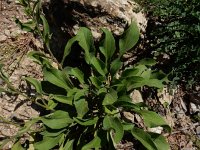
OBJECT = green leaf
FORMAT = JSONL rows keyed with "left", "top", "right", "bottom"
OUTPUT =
{"left": 103, "top": 115, "right": 124, "bottom": 143}
{"left": 17, "top": 118, "right": 39, "bottom": 135}
{"left": 11, "top": 141, "right": 24, "bottom": 150}
{"left": 62, "top": 139, "right": 74, "bottom": 150}
{"left": 131, "top": 127, "right": 158, "bottom": 150}
{"left": 82, "top": 135, "right": 101, "bottom": 150}
{"left": 74, "top": 99, "right": 89, "bottom": 118}
{"left": 40, "top": 14, "right": 50, "bottom": 42}
{"left": 74, "top": 89, "right": 88, "bottom": 100}
{"left": 77, "top": 27, "right": 95, "bottom": 64}
{"left": 47, "top": 100, "right": 57, "bottom": 110}
{"left": 149, "top": 132, "right": 170, "bottom": 150}
{"left": 145, "top": 79, "right": 164, "bottom": 89}
{"left": 70, "top": 68, "right": 85, "bottom": 84}
{"left": 17, "top": 0, "right": 28, "bottom": 6}
{"left": 0, "top": 87, "right": 6, "bottom": 93}
{"left": 91, "top": 57, "right": 107, "bottom": 76}
{"left": 102, "top": 88, "right": 118, "bottom": 105}
{"left": 125, "top": 76, "right": 146, "bottom": 90}
{"left": 119, "top": 22, "right": 139, "bottom": 56}
{"left": 121, "top": 68, "right": 139, "bottom": 78}
{"left": 134, "top": 64, "right": 148, "bottom": 76}
{"left": 27, "top": 51, "right": 52, "bottom": 67}
{"left": 43, "top": 67, "right": 72, "bottom": 91}
{"left": 41, "top": 129, "right": 66, "bottom": 137}
{"left": 15, "top": 18, "right": 36, "bottom": 32}
{"left": 89, "top": 76, "right": 103, "bottom": 89}
{"left": 97, "top": 87, "right": 107, "bottom": 95}
{"left": 150, "top": 71, "right": 167, "bottom": 80}
{"left": 73, "top": 117, "right": 98, "bottom": 126}
{"left": 122, "top": 122, "right": 135, "bottom": 131}
{"left": 34, "top": 134, "right": 62, "bottom": 150}
{"left": 110, "top": 58, "right": 122, "bottom": 76}
{"left": 99, "top": 28, "right": 116, "bottom": 65}
{"left": 41, "top": 110, "right": 73, "bottom": 129}
{"left": 114, "top": 100, "right": 140, "bottom": 110}
{"left": 138, "top": 58, "right": 157, "bottom": 66}
{"left": 24, "top": 77, "right": 42, "bottom": 94}
{"left": 62, "top": 36, "right": 77, "bottom": 64}
{"left": 135, "top": 110, "right": 171, "bottom": 132}
{"left": 51, "top": 95, "right": 73, "bottom": 105}
{"left": 0, "top": 64, "right": 9, "bottom": 82}
{"left": 141, "top": 69, "right": 151, "bottom": 79}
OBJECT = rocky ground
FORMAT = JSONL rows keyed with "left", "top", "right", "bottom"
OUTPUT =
{"left": 0, "top": 1, "right": 199, "bottom": 150}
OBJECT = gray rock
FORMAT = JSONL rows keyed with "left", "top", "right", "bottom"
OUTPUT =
{"left": 43, "top": 0, "right": 147, "bottom": 39}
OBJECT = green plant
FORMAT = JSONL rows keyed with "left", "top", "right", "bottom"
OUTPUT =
{"left": 1, "top": 25, "right": 170, "bottom": 150}
{"left": 0, "top": 0, "right": 171, "bottom": 149}
{"left": 135, "top": 0, "right": 200, "bottom": 89}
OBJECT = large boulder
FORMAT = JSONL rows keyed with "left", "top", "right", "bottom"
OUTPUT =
{"left": 42, "top": 0, "right": 147, "bottom": 56}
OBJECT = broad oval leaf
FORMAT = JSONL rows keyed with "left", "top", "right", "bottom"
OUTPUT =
{"left": 74, "top": 99, "right": 89, "bottom": 118}
{"left": 82, "top": 135, "right": 101, "bottom": 150}
{"left": 114, "top": 100, "right": 140, "bottom": 110}
{"left": 43, "top": 67, "right": 72, "bottom": 91}
{"left": 61, "top": 36, "right": 77, "bottom": 64}
{"left": 144, "top": 79, "right": 165, "bottom": 89}
{"left": 89, "top": 76, "right": 103, "bottom": 89}
{"left": 131, "top": 127, "right": 158, "bottom": 150}
{"left": 15, "top": 18, "right": 36, "bottom": 32}
{"left": 40, "top": 129, "right": 66, "bottom": 137}
{"left": 119, "top": 22, "right": 139, "bottom": 56}
{"left": 73, "top": 117, "right": 98, "bottom": 126}
{"left": 103, "top": 115, "right": 124, "bottom": 143}
{"left": 27, "top": 51, "right": 52, "bottom": 67}
{"left": 77, "top": 27, "right": 96, "bottom": 64}
{"left": 149, "top": 132, "right": 170, "bottom": 150}
{"left": 91, "top": 57, "right": 107, "bottom": 76}
{"left": 138, "top": 58, "right": 157, "bottom": 66}
{"left": 34, "top": 134, "right": 62, "bottom": 150}
{"left": 11, "top": 141, "right": 24, "bottom": 150}
{"left": 71, "top": 67, "right": 85, "bottom": 84}
{"left": 99, "top": 28, "right": 116, "bottom": 65}
{"left": 51, "top": 95, "right": 73, "bottom": 105}
{"left": 102, "top": 88, "right": 118, "bottom": 105}
{"left": 110, "top": 58, "right": 122, "bottom": 76}
{"left": 62, "top": 139, "right": 74, "bottom": 150}
{"left": 40, "top": 14, "right": 50, "bottom": 43}
{"left": 24, "top": 77, "right": 42, "bottom": 94}
{"left": 41, "top": 110, "right": 73, "bottom": 129}
{"left": 121, "top": 68, "right": 139, "bottom": 78}
{"left": 135, "top": 110, "right": 171, "bottom": 132}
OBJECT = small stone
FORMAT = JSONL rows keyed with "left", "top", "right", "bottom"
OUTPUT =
{"left": 131, "top": 90, "right": 143, "bottom": 103}
{"left": 123, "top": 112, "right": 134, "bottom": 123}
{"left": 196, "top": 126, "right": 200, "bottom": 138}
{"left": 190, "top": 102, "right": 200, "bottom": 114}
{"left": 4, "top": 30, "right": 10, "bottom": 36}
{"left": 148, "top": 126, "right": 163, "bottom": 134}
{"left": 0, "top": 35, "right": 7, "bottom": 42}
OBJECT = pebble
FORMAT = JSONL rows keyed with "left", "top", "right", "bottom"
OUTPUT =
{"left": 131, "top": 90, "right": 144, "bottom": 103}
{"left": 190, "top": 102, "right": 200, "bottom": 114}
{"left": 196, "top": 126, "right": 200, "bottom": 138}
{"left": 4, "top": 29, "right": 10, "bottom": 37}
{"left": 0, "top": 35, "right": 7, "bottom": 42}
